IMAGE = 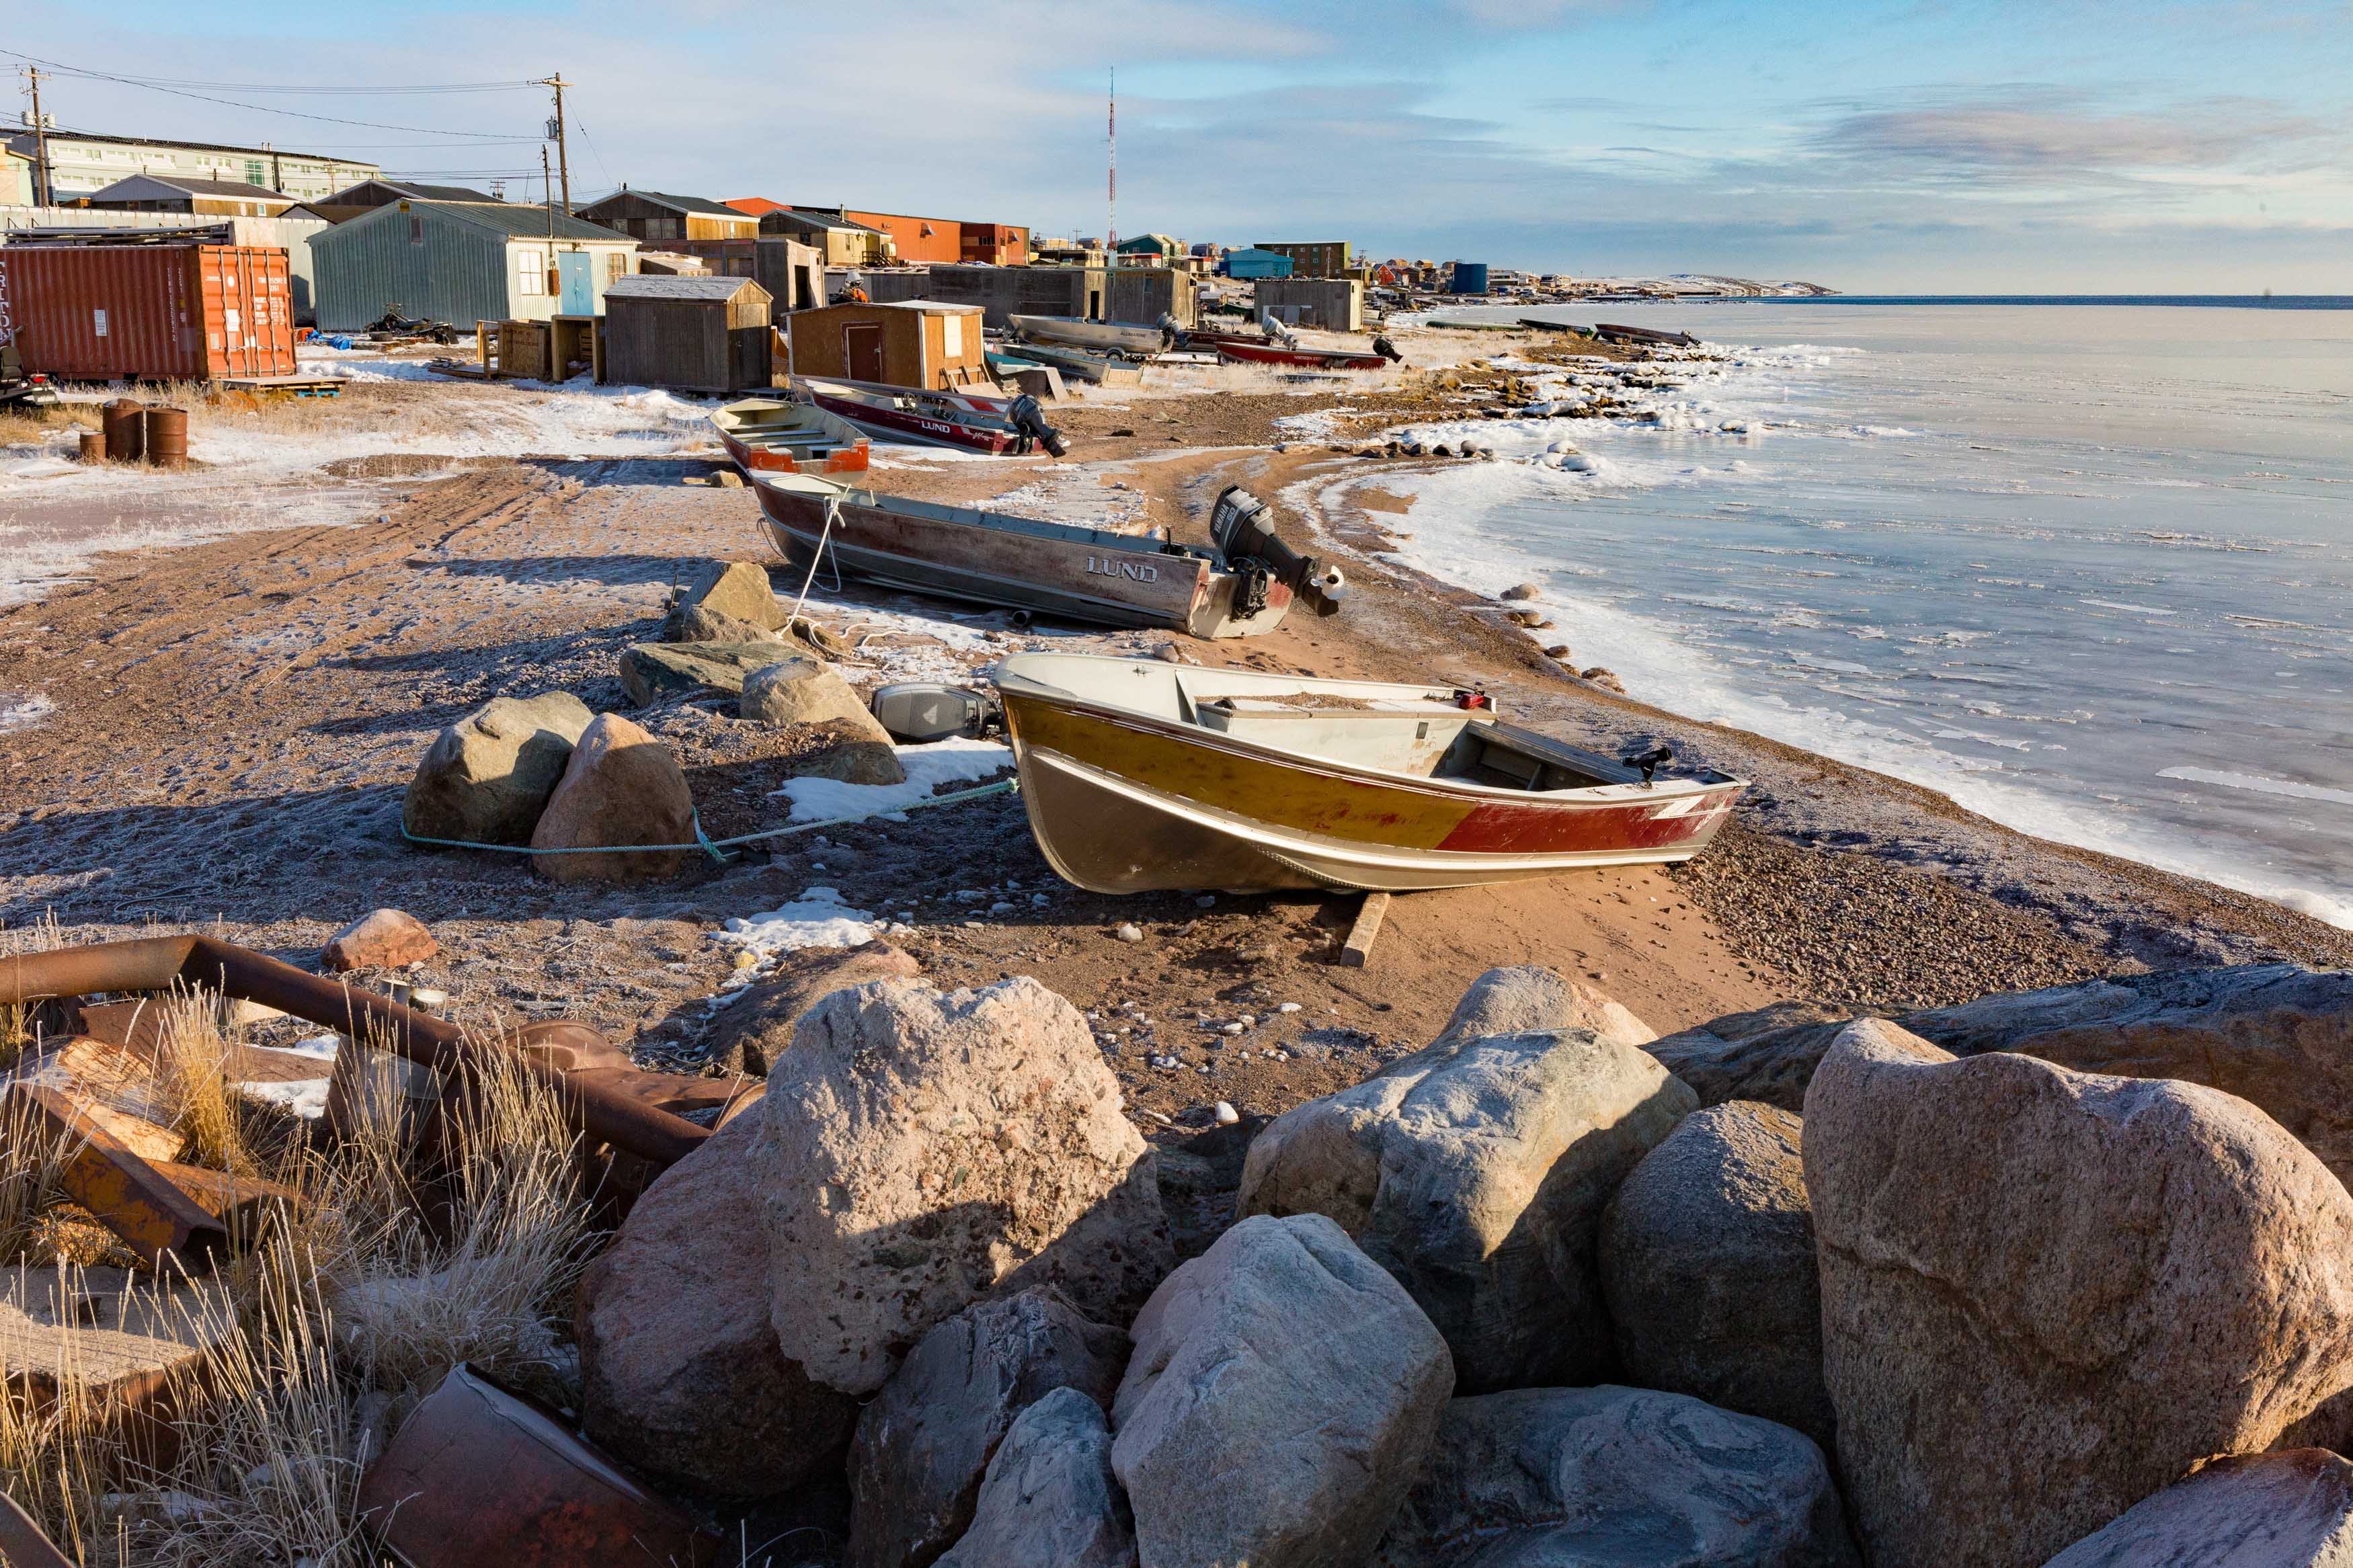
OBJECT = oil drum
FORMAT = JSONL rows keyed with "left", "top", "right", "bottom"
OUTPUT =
{"left": 143, "top": 406, "right": 188, "bottom": 469}
{"left": 102, "top": 398, "right": 145, "bottom": 462}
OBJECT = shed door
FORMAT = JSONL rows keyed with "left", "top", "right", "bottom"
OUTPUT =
{"left": 843, "top": 322, "right": 884, "bottom": 383}
{"left": 557, "top": 251, "right": 594, "bottom": 315}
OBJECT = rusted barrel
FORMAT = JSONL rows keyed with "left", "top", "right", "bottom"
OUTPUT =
{"left": 77, "top": 431, "right": 106, "bottom": 463}
{"left": 102, "top": 399, "right": 144, "bottom": 462}
{"left": 142, "top": 407, "right": 188, "bottom": 469}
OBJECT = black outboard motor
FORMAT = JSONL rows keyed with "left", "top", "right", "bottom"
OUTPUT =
{"left": 1373, "top": 335, "right": 1403, "bottom": 363}
{"left": 1006, "top": 393, "right": 1069, "bottom": 458}
{"left": 1157, "top": 311, "right": 1184, "bottom": 352}
{"left": 1622, "top": 745, "right": 1674, "bottom": 785}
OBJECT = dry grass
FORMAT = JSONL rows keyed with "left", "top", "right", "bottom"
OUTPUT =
{"left": 0, "top": 993, "right": 600, "bottom": 1565}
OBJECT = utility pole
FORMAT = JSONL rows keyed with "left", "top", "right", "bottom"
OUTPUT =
{"left": 541, "top": 145, "right": 555, "bottom": 242}
{"left": 542, "top": 73, "right": 573, "bottom": 218}
{"left": 1106, "top": 67, "right": 1116, "bottom": 256}
{"left": 24, "top": 66, "right": 52, "bottom": 208}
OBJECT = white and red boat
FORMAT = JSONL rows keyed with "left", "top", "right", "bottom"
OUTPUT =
{"left": 1210, "top": 337, "right": 1398, "bottom": 372}
{"left": 794, "top": 377, "right": 1066, "bottom": 458}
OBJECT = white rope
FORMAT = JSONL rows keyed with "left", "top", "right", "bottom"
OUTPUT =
{"left": 786, "top": 494, "right": 842, "bottom": 630}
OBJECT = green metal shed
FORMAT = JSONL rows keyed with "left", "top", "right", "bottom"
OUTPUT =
{"left": 310, "top": 199, "right": 637, "bottom": 331}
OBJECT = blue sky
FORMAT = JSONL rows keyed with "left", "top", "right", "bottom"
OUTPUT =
{"left": 9, "top": 0, "right": 2350, "bottom": 290}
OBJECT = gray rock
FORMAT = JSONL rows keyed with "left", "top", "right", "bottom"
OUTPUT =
{"left": 760, "top": 977, "right": 1170, "bottom": 1396}
{"left": 1111, "top": 1212, "right": 1454, "bottom": 1568}
{"left": 1373, "top": 1386, "right": 1858, "bottom": 1567}
{"left": 772, "top": 718, "right": 906, "bottom": 786}
{"left": 620, "top": 641, "right": 799, "bottom": 705}
{"left": 403, "top": 692, "right": 594, "bottom": 845}
{"left": 1501, "top": 582, "right": 1542, "bottom": 601}
{"left": 703, "top": 942, "right": 922, "bottom": 1077}
{"left": 1657, "top": 967, "right": 2353, "bottom": 1191}
{"left": 1236, "top": 968, "right": 1694, "bottom": 1391}
{"left": 1434, "top": 964, "right": 1657, "bottom": 1050}
{"left": 576, "top": 1115, "right": 859, "bottom": 1497}
{"left": 848, "top": 1288, "right": 1127, "bottom": 1568}
{"left": 1807, "top": 1019, "right": 2353, "bottom": 1568}
{"left": 678, "top": 559, "right": 785, "bottom": 629}
{"left": 2040, "top": 1450, "right": 2353, "bottom": 1568}
{"left": 528, "top": 712, "right": 695, "bottom": 882}
{"left": 669, "top": 601, "right": 780, "bottom": 645}
{"left": 936, "top": 1389, "right": 1136, "bottom": 1568}
{"left": 1599, "top": 1100, "right": 1833, "bottom": 1449}
{"left": 740, "top": 657, "right": 890, "bottom": 737}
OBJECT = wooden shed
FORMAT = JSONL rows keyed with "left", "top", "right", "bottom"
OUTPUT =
{"left": 600, "top": 274, "right": 773, "bottom": 393}
{"left": 785, "top": 299, "right": 989, "bottom": 390}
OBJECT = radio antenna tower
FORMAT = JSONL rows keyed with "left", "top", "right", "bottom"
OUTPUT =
{"left": 1107, "top": 67, "right": 1117, "bottom": 253}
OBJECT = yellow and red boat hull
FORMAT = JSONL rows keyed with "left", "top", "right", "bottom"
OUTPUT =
{"left": 1000, "top": 687, "right": 1745, "bottom": 894}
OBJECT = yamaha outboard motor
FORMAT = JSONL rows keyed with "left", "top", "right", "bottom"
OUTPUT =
{"left": 1259, "top": 311, "right": 1300, "bottom": 349}
{"left": 1006, "top": 393, "right": 1069, "bottom": 458}
{"left": 1210, "top": 485, "right": 1347, "bottom": 618}
{"left": 1373, "top": 335, "right": 1403, "bottom": 363}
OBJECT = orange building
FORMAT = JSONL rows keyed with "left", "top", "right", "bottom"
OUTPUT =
{"left": 787, "top": 207, "right": 1028, "bottom": 267}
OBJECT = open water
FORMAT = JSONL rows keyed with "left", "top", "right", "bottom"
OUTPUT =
{"left": 1382, "top": 300, "right": 2353, "bottom": 926}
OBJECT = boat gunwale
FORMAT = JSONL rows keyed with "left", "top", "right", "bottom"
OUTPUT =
{"left": 994, "top": 664, "right": 1741, "bottom": 810}
{"left": 755, "top": 472, "right": 1213, "bottom": 559}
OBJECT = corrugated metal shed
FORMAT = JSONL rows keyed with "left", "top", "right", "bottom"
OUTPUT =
{"left": 310, "top": 200, "right": 635, "bottom": 330}
{"left": 604, "top": 274, "right": 754, "bottom": 301}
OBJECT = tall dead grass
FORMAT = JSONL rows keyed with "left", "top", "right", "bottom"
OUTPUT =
{"left": 0, "top": 993, "right": 599, "bottom": 1565}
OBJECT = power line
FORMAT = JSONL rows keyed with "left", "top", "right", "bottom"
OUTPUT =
{"left": 0, "top": 48, "right": 534, "bottom": 138}
{"left": 1, "top": 56, "right": 536, "bottom": 94}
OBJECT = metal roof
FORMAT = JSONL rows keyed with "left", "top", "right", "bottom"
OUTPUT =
{"left": 593, "top": 189, "right": 746, "bottom": 218}
{"left": 86, "top": 173, "right": 293, "bottom": 202}
{"left": 399, "top": 200, "right": 635, "bottom": 243}
{"left": 3, "top": 126, "right": 354, "bottom": 164}
{"left": 604, "top": 274, "right": 762, "bottom": 300}
{"left": 323, "top": 178, "right": 497, "bottom": 204}
{"left": 766, "top": 208, "right": 887, "bottom": 236}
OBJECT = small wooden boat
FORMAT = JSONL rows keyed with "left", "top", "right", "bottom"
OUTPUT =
{"left": 1593, "top": 323, "right": 1698, "bottom": 347}
{"left": 753, "top": 477, "right": 1343, "bottom": 638}
{"left": 992, "top": 653, "right": 1747, "bottom": 893}
{"left": 1008, "top": 315, "right": 1169, "bottom": 355}
{"left": 1211, "top": 338, "right": 1398, "bottom": 372}
{"left": 795, "top": 377, "right": 1064, "bottom": 457}
{"left": 711, "top": 398, "right": 871, "bottom": 475}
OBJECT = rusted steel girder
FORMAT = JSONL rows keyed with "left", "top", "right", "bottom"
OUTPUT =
{"left": 17, "top": 1084, "right": 229, "bottom": 1269}
{"left": 0, "top": 936, "right": 709, "bottom": 1168}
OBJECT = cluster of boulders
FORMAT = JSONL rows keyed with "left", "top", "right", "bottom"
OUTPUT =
{"left": 570, "top": 956, "right": 2353, "bottom": 1565}
{"left": 401, "top": 560, "right": 900, "bottom": 880}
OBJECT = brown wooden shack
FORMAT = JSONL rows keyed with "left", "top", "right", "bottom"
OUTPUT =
{"left": 600, "top": 274, "right": 772, "bottom": 393}
{"left": 784, "top": 300, "right": 989, "bottom": 390}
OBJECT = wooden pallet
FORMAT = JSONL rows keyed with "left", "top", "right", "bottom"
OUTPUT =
{"left": 218, "top": 376, "right": 343, "bottom": 398}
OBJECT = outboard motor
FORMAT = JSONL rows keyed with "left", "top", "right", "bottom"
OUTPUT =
{"left": 1373, "top": 335, "right": 1403, "bottom": 363}
{"left": 1156, "top": 311, "right": 1184, "bottom": 352}
{"left": 1622, "top": 745, "right": 1674, "bottom": 785}
{"left": 1259, "top": 311, "right": 1299, "bottom": 349}
{"left": 1210, "top": 485, "right": 1347, "bottom": 618}
{"left": 1006, "top": 393, "right": 1069, "bottom": 458}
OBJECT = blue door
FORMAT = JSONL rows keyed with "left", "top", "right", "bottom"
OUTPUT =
{"left": 557, "top": 251, "right": 593, "bottom": 315}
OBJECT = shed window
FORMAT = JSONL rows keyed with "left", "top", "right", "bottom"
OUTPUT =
{"left": 942, "top": 313, "right": 962, "bottom": 356}
{"left": 409, "top": 216, "right": 424, "bottom": 245}
{"left": 516, "top": 249, "right": 546, "bottom": 296}
{"left": 607, "top": 251, "right": 626, "bottom": 282}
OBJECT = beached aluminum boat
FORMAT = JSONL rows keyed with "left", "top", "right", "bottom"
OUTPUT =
{"left": 795, "top": 378, "right": 1064, "bottom": 457}
{"left": 754, "top": 477, "right": 1343, "bottom": 638}
{"left": 1593, "top": 323, "right": 1698, "bottom": 347}
{"left": 992, "top": 652, "right": 1747, "bottom": 893}
{"left": 1008, "top": 315, "right": 1169, "bottom": 355}
{"left": 711, "top": 397, "right": 871, "bottom": 475}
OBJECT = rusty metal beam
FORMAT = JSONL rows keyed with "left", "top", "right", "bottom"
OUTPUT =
{"left": 0, "top": 936, "right": 709, "bottom": 1168}
{"left": 16, "top": 1084, "right": 228, "bottom": 1270}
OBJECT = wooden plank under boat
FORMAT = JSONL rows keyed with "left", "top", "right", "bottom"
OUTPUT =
{"left": 795, "top": 377, "right": 1060, "bottom": 457}
{"left": 752, "top": 476, "right": 1343, "bottom": 638}
{"left": 1008, "top": 315, "right": 1168, "bottom": 355}
{"left": 992, "top": 652, "right": 1747, "bottom": 893}
{"left": 710, "top": 397, "right": 871, "bottom": 475}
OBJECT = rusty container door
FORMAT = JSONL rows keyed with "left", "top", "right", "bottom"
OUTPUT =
{"left": 0, "top": 244, "right": 296, "bottom": 382}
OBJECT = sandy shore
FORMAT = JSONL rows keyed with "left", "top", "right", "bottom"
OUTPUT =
{"left": 2, "top": 327, "right": 2346, "bottom": 1132}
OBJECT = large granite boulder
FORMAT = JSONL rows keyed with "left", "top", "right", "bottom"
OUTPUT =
{"left": 528, "top": 712, "right": 695, "bottom": 882}
{"left": 740, "top": 656, "right": 890, "bottom": 741}
{"left": 1110, "top": 1213, "right": 1454, "bottom": 1568}
{"left": 760, "top": 977, "right": 1170, "bottom": 1396}
{"left": 403, "top": 692, "right": 594, "bottom": 845}
{"left": 1236, "top": 967, "right": 1694, "bottom": 1391}
{"left": 1433, "top": 964, "right": 1657, "bottom": 1050}
{"left": 848, "top": 1288, "right": 1127, "bottom": 1568}
{"left": 671, "top": 602, "right": 779, "bottom": 645}
{"left": 1599, "top": 1100, "right": 1833, "bottom": 1449}
{"left": 673, "top": 559, "right": 785, "bottom": 631}
{"left": 936, "top": 1389, "right": 1136, "bottom": 1568}
{"left": 703, "top": 941, "right": 922, "bottom": 1077}
{"left": 2040, "top": 1450, "right": 2353, "bottom": 1568}
{"left": 620, "top": 641, "right": 800, "bottom": 705}
{"left": 575, "top": 1115, "right": 859, "bottom": 1497}
{"left": 772, "top": 718, "right": 906, "bottom": 786}
{"left": 1653, "top": 966, "right": 2353, "bottom": 1188}
{"left": 1372, "top": 1386, "right": 1857, "bottom": 1567}
{"left": 1807, "top": 1018, "right": 2353, "bottom": 1568}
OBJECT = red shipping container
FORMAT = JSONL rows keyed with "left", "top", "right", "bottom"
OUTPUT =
{"left": 0, "top": 243, "right": 296, "bottom": 382}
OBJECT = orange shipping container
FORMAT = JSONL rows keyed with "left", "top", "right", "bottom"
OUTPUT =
{"left": 0, "top": 243, "right": 296, "bottom": 382}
